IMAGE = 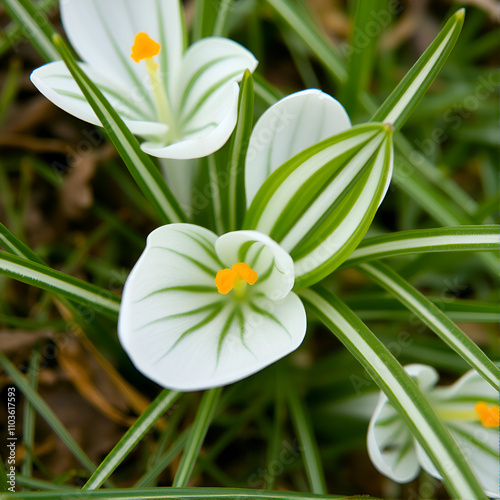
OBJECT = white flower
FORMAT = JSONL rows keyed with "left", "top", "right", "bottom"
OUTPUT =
{"left": 368, "top": 364, "right": 499, "bottom": 498}
{"left": 30, "top": 0, "right": 258, "bottom": 159}
{"left": 244, "top": 89, "right": 351, "bottom": 206}
{"left": 118, "top": 224, "right": 307, "bottom": 391}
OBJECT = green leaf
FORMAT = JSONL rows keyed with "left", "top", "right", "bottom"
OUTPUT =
{"left": 227, "top": 69, "right": 254, "bottom": 231}
{"left": 245, "top": 123, "right": 393, "bottom": 289}
{"left": 1, "top": 0, "right": 59, "bottom": 62}
{"left": 343, "top": 225, "right": 500, "bottom": 267}
{"left": 341, "top": 0, "right": 388, "bottom": 115}
{"left": 357, "top": 261, "right": 500, "bottom": 390}
{"left": 265, "top": 0, "right": 347, "bottom": 85}
{"left": 345, "top": 295, "right": 500, "bottom": 323}
{"left": 173, "top": 388, "right": 222, "bottom": 487}
{"left": 370, "top": 9, "right": 465, "bottom": 132}
{"left": 0, "top": 353, "right": 98, "bottom": 476}
{"left": 82, "top": 390, "right": 181, "bottom": 490}
{"left": 284, "top": 374, "right": 327, "bottom": 494}
{"left": 0, "top": 487, "right": 365, "bottom": 499}
{"left": 298, "top": 288, "right": 485, "bottom": 499}
{"left": 0, "top": 251, "right": 120, "bottom": 319}
{"left": 52, "top": 34, "right": 188, "bottom": 225}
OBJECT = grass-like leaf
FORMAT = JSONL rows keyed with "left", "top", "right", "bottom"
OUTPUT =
{"left": 343, "top": 225, "right": 500, "bottom": 267}
{"left": 357, "top": 261, "right": 500, "bottom": 390}
{"left": 82, "top": 390, "right": 181, "bottom": 490}
{"left": 284, "top": 375, "right": 327, "bottom": 494}
{"left": 298, "top": 288, "right": 485, "bottom": 499}
{"left": 370, "top": 9, "right": 465, "bottom": 132}
{"left": 0, "top": 251, "right": 120, "bottom": 319}
{"left": 173, "top": 388, "right": 222, "bottom": 487}
{"left": 1, "top": 0, "right": 59, "bottom": 62}
{"left": 0, "top": 353, "right": 98, "bottom": 476}
{"left": 0, "top": 487, "right": 366, "bottom": 499}
{"left": 227, "top": 69, "right": 254, "bottom": 231}
{"left": 52, "top": 35, "right": 188, "bottom": 226}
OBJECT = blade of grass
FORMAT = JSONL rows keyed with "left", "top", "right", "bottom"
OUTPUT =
{"left": 173, "top": 388, "right": 222, "bottom": 487}
{"left": 52, "top": 34, "right": 188, "bottom": 225}
{"left": 0, "top": 487, "right": 364, "bottom": 499}
{"left": 370, "top": 10, "right": 465, "bottom": 132}
{"left": 341, "top": 0, "right": 387, "bottom": 115}
{"left": 1, "top": 0, "right": 59, "bottom": 62}
{"left": 20, "top": 347, "right": 40, "bottom": 486}
{"left": 0, "top": 353, "right": 98, "bottom": 476}
{"left": 135, "top": 430, "right": 189, "bottom": 488}
{"left": 345, "top": 295, "right": 500, "bottom": 323}
{"left": 342, "top": 225, "right": 500, "bottom": 267}
{"left": 15, "top": 475, "right": 77, "bottom": 492}
{"left": 298, "top": 288, "right": 485, "bottom": 499}
{"left": 82, "top": 390, "right": 181, "bottom": 490}
{"left": 227, "top": 70, "right": 254, "bottom": 231}
{"left": 357, "top": 261, "right": 500, "bottom": 389}
{"left": 265, "top": 0, "right": 347, "bottom": 84}
{"left": 0, "top": 251, "right": 120, "bottom": 319}
{"left": 283, "top": 370, "right": 327, "bottom": 494}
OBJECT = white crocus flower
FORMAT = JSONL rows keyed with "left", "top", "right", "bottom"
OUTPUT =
{"left": 118, "top": 224, "right": 307, "bottom": 391}
{"left": 368, "top": 364, "right": 499, "bottom": 498}
{"left": 30, "top": 0, "right": 258, "bottom": 159}
{"left": 245, "top": 89, "right": 351, "bottom": 206}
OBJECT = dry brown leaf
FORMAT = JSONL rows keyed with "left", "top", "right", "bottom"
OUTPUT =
{"left": 58, "top": 338, "right": 136, "bottom": 427}
{"left": 0, "top": 329, "right": 52, "bottom": 355}
{"left": 54, "top": 299, "right": 151, "bottom": 416}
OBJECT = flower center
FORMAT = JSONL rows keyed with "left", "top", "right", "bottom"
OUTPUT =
{"left": 215, "top": 262, "right": 258, "bottom": 299}
{"left": 130, "top": 32, "right": 176, "bottom": 137}
{"left": 475, "top": 402, "right": 499, "bottom": 428}
{"left": 436, "top": 401, "right": 499, "bottom": 428}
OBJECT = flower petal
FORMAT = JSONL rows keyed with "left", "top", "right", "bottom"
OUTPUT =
{"left": 215, "top": 230, "right": 295, "bottom": 301}
{"left": 245, "top": 89, "right": 351, "bottom": 206}
{"left": 432, "top": 368, "right": 499, "bottom": 408}
{"left": 118, "top": 224, "right": 306, "bottom": 391}
{"left": 60, "top": 0, "right": 184, "bottom": 100}
{"left": 175, "top": 37, "right": 257, "bottom": 128}
{"left": 367, "top": 392, "right": 420, "bottom": 483}
{"left": 428, "top": 369, "right": 500, "bottom": 498}
{"left": 30, "top": 61, "right": 168, "bottom": 138}
{"left": 140, "top": 82, "right": 240, "bottom": 159}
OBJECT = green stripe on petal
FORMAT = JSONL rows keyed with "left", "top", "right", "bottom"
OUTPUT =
{"left": 245, "top": 123, "right": 393, "bottom": 289}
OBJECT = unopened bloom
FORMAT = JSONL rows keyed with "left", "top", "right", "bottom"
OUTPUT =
{"left": 31, "top": 0, "right": 257, "bottom": 159}
{"left": 118, "top": 224, "right": 307, "bottom": 391}
{"left": 368, "top": 364, "right": 499, "bottom": 498}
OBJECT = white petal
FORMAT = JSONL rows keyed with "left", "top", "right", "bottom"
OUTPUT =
{"left": 141, "top": 82, "right": 240, "bottom": 159}
{"left": 205, "top": 291, "right": 307, "bottom": 390}
{"left": 60, "top": 0, "right": 183, "bottom": 100}
{"left": 30, "top": 61, "right": 168, "bottom": 138}
{"left": 118, "top": 224, "right": 306, "bottom": 391}
{"left": 245, "top": 89, "right": 351, "bottom": 206}
{"left": 432, "top": 368, "right": 499, "bottom": 407}
{"left": 404, "top": 364, "right": 440, "bottom": 392}
{"left": 215, "top": 230, "right": 295, "bottom": 301}
{"left": 367, "top": 392, "right": 420, "bottom": 483}
{"left": 175, "top": 37, "right": 257, "bottom": 125}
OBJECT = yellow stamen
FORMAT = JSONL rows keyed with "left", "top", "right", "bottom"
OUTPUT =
{"left": 215, "top": 268, "right": 238, "bottom": 295}
{"left": 131, "top": 32, "right": 161, "bottom": 63}
{"left": 130, "top": 32, "right": 175, "bottom": 135}
{"left": 232, "top": 262, "right": 258, "bottom": 285}
{"left": 475, "top": 402, "right": 500, "bottom": 428}
{"left": 215, "top": 262, "right": 258, "bottom": 296}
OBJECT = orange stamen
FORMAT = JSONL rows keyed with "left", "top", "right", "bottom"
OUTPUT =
{"left": 215, "top": 263, "right": 258, "bottom": 295}
{"left": 475, "top": 402, "right": 500, "bottom": 428}
{"left": 131, "top": 32, "right": 161, "bottom": 63}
